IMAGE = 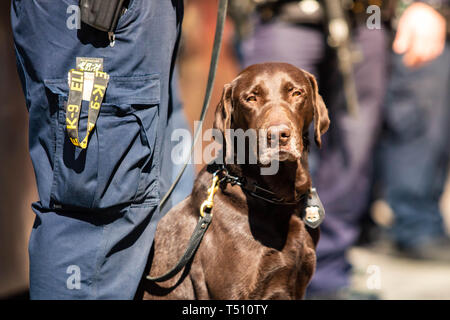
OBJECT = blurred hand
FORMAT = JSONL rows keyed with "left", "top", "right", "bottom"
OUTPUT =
{"left": 393, "top": 2, "right": 447, "bottom": 68}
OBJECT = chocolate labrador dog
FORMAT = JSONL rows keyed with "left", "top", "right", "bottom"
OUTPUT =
{"left": 142, "top": 62, "right": 329, "bottom": 300}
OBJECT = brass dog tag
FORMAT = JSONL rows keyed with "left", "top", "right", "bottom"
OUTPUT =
{"left": 303, "top": 188, "right": 325, "bottom": 229}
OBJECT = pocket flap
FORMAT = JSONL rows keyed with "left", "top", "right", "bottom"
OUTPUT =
{"left": 44, "top": 74, "right": 160, "bottom": 106}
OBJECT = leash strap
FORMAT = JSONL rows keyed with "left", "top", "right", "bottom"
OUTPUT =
{"left": 146, "top": 211, "right": 213, "bottom": 282}
{"left": 147, "top": 0, "right": 229, "bottom": 281}
{"left": 147, "top": 170, "right": 220, "bottom": 282}
{"left": 147, "top": 171, "right": 219, "bottom": 282}
{"left": 158, "top": 0, "right": 229, "bottom": 211}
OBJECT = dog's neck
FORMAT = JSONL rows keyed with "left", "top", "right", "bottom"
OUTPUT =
{"left": 224, "top": 154, "right": 311, "bottom": 205}
{"left": 219, "top": 157, "right": 310, "bottom": 250}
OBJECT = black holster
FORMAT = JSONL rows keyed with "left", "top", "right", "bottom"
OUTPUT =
{"left": 79, "top": 0, "right": 126, "bottom": 32}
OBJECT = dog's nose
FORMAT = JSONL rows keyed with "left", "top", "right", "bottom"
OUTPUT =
{"left": 267, "top": 124, "right": 291, "bottom": 146}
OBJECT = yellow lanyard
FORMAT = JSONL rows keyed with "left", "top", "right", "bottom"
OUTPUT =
{"left": 66, "top": 69, "right": 109, "bottom": 149}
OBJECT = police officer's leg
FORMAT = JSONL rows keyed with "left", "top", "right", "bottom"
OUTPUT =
{"left": 12, "top": 0, "right": 183, "bottom": 299}
{"left": 380, "top": 46, "right": 450, "bottom": 251}
{"left": 307, "top": 25, "right": 388, "bottom": 295}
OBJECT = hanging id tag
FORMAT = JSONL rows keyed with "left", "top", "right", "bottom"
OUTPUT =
{"left": 66, "top": 57, "right": 109, "bottom": 149}
{"left": 303, "top": 188, "right": 325, "bottom": 229}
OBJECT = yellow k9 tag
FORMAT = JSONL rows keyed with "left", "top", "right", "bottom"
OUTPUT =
{"left": 66, "top": 57, "right": 109, "bottom": 149}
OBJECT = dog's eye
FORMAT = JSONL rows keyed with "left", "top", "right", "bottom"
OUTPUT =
{"left": 292, "top": 90, "right": 303, "bottom": 97}
{"left": 246, "top": 95, "right": 257, "bottom": 102}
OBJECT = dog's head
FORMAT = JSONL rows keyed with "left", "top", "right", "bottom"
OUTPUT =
{"left": 214, "top": 62, "right": 330, "bottom": 166}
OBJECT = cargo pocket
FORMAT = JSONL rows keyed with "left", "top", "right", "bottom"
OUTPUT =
{"left": 44, "top": 74, "right": 160, "bottom": 210}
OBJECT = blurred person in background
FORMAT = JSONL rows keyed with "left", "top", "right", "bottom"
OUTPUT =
{"left": 233, "top": 0, "right": 391, "bottom": 299}
{"left": 379, "top": 0, "right": 450, "bottom": 261}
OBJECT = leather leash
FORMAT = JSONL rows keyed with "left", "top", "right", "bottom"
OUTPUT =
{"left": 158, "top": 0, "right": 229, "bottom": 211}
{"left": 147, "top": 0, "right": 228, "bottom": 282}
{"left": 146, "top": 171, "right": 219, "bottom": 282}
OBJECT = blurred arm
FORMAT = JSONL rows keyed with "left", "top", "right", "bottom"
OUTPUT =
{"left": 393, "top": 1, "right": 447, "bottom": 68}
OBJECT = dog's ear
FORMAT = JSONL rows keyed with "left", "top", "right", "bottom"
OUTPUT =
{"left": 305, "top": 71, "right": 330, "bottom": 148}
{"left": 213, "top": 83, "right": 233, "bottom": 161}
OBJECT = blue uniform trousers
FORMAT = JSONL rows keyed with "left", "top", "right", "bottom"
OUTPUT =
{"left": 11, "top": 0, "right": 183, "bottom": 299}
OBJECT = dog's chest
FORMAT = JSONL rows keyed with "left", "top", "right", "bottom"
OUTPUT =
{"left": 253, "top": 230, "right": 306, "bottom": 297}
{"left": 202, "top": 201, "right": 313, "bottom": 299}
{"left": 228, "top": 217, "right": 308, "bottom": 299}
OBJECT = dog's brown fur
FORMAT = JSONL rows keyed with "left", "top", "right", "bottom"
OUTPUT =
{"left": 142, "top": 63, "right": 330, "bottom": 300}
